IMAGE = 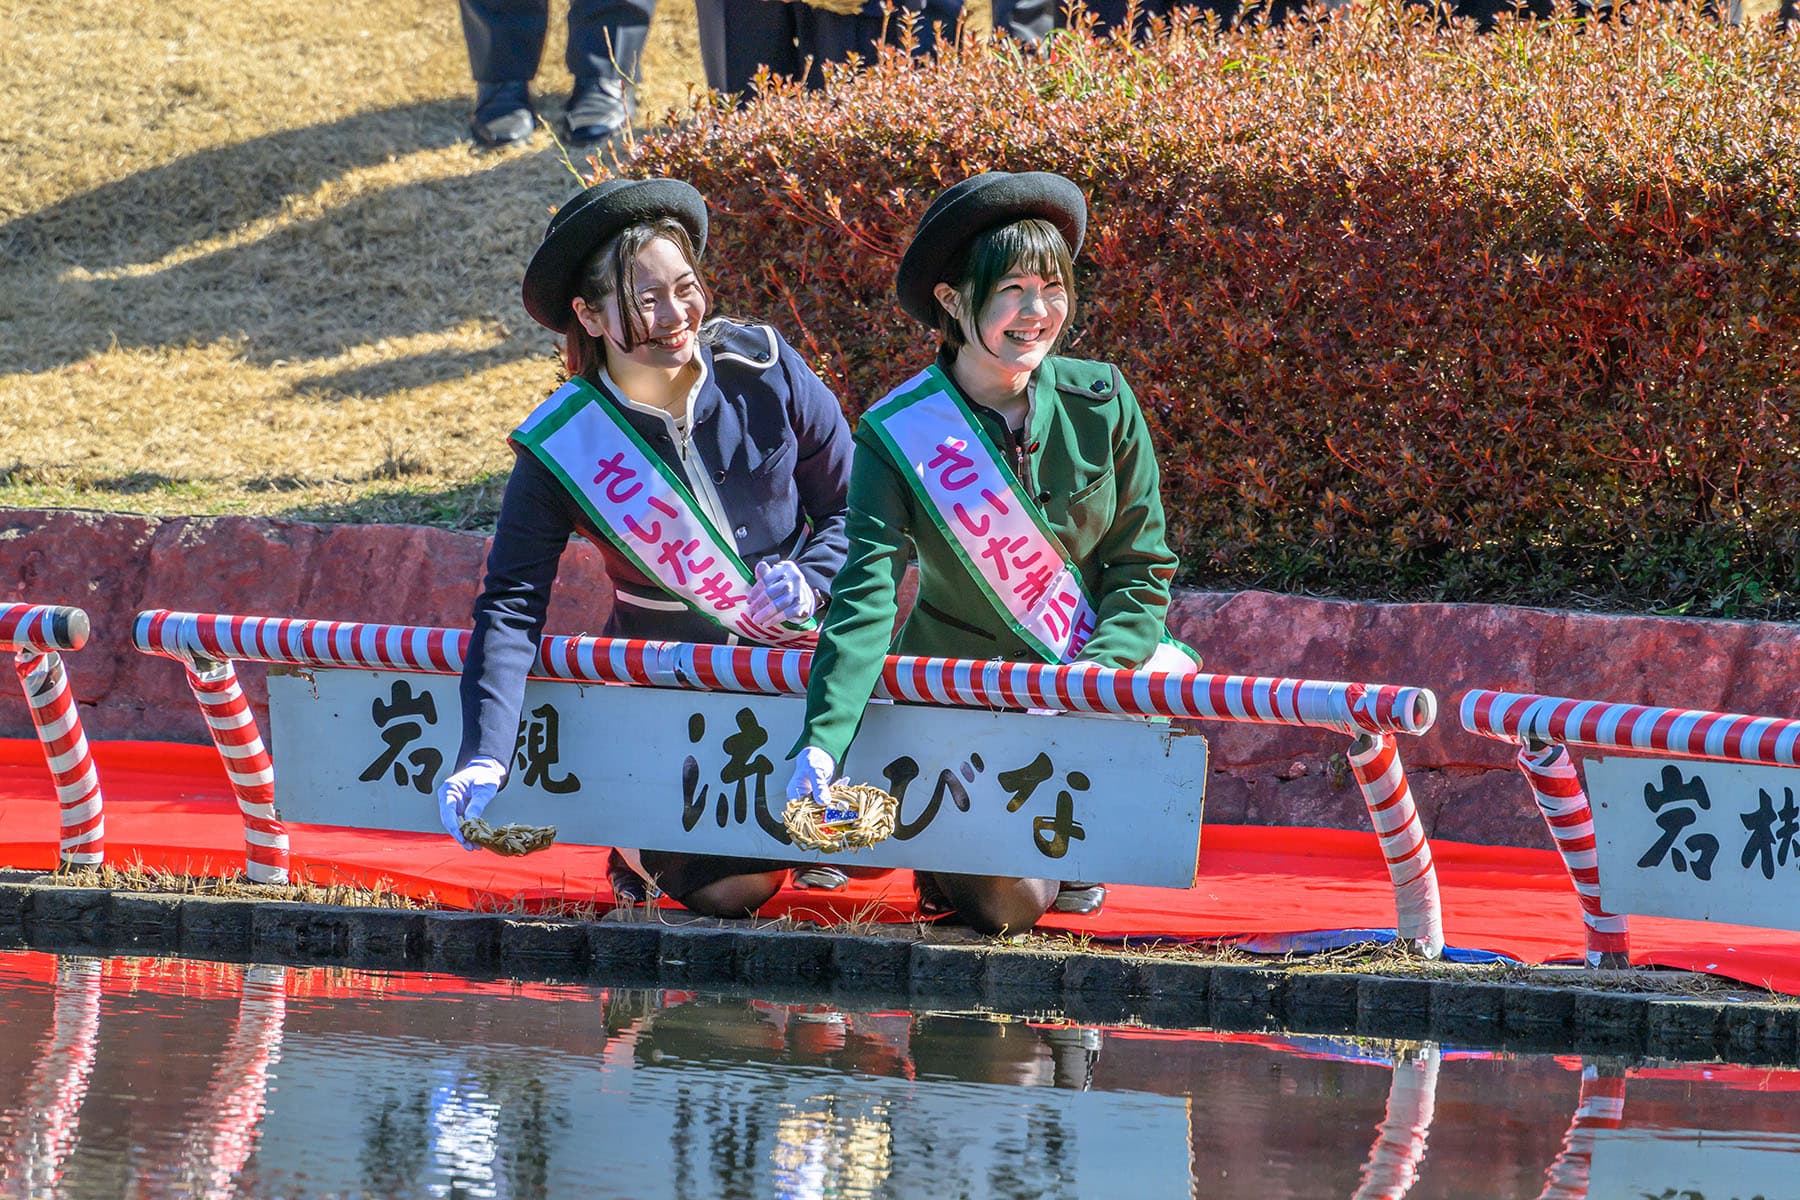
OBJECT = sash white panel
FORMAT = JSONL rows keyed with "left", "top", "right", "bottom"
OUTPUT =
{"left": 876, "top": 387, "right": 1096, "bottom": 661}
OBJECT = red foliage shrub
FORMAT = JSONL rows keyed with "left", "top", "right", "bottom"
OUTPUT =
{"left": 607, "top": 4, "right": 1800, "bottom": 617}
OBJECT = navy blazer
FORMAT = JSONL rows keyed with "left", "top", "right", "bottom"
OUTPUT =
{"left": 457, "top": 320, "right": 853, "bottom": 768}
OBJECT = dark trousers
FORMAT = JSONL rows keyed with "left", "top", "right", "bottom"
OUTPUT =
{"left": 459, "top": 0, "right": 655, "bottom": 84}
{"left": 991, "top": 0, "right": 1323, "bottom": 41}
{"left": 694, "top": 0, "right": 948, "bottom": 96}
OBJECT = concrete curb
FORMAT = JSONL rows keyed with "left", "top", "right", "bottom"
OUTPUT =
{"left": 1, "top": 879, "right": 1794, "bottom": 1065}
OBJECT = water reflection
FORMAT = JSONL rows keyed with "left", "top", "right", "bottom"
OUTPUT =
{"left": 0, "top": 956, "right": 101, "bottom": 1195}
{"left": 0, "top": 949, "right": 1795, "bottom": 1200}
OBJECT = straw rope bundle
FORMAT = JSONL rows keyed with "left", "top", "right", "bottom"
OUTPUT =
{"left": 782, "top": 784, "right": 898, "bottom": 853}
{"left": 796, "top": 0, "right": 869, "bottom": 14}
{"left": 459, "top": 818, "right": 558, "bottom": 856}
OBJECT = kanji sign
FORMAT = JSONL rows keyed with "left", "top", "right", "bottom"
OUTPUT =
{"left": 1583, "top": 756, "right": 1800, "bottom": 932}
{"left": 268, "top": 668, "right": 1207, "bottom": 886}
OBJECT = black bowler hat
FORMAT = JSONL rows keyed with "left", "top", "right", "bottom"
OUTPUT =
{"left": 894, "top": 171, "right": 1087, "bottom": 325}
{"left": 521, "top": 178, "right": 708, "bottom": 333}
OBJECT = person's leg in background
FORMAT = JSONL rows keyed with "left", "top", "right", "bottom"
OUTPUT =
{"left": 565, "top": 0, "right": 658, "bottom": 143}
{"left": 794, "top": 2, "right": 886, "bottom": 87}
{"left": 694, "top": 0, "right": 805, "bottom": 99}
{"left": 991, "top": 0, "right": 1059, "bottom": 43}
{"left": 793, "top": 0, "right": 950, "bottom": 89}
{"left": 1071, "top": 0, "right": 1175, "bottom": 37}
{"left": 460, "top": 0, "right": 550, "bottom": 145}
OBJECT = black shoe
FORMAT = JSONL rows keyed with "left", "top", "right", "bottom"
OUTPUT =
{"left": 470, "top": 80, "right": 535, "bottom": 147}
{"left": 565, "top": 76, "right": 630, "bottom": 144}
{"left": 914, "top": 871, "right": 953, "bottom": 918}
{"left": 608, "top": 848, "right": 657, "bottom": 905}
{"left": 1052, "top": 882, "right": 1106, "bottom": 915}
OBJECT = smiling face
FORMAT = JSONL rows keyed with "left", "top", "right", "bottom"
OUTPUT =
{"left": 567, "top": 220, "right": 709, "bottom": 380}
{"left": 579, "top": 234, "right": 707, "bottom": 369}
{"left": 963, "top": 269, "right": 1069, "bottom": 375}
{"left": 932, "top": 218, "right": 1077, "bottom": 381}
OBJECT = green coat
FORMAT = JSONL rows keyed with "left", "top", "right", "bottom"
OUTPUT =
{"left": 793, "top": 354, "right": 1180, "bottom": 762}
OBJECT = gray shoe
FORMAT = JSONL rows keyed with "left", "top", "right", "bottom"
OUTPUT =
{"left": 470, "top": 80, "right": 535, "bottom": 146}
{"left": 792, "top": 865, "right": 850, "bottom": 891}
{"left": 565, "top": 76, "right": 630, "bottom": 144}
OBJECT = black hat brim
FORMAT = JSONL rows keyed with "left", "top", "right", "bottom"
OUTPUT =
{"left": 521, "top": 178, "right": 709, "bottom": 334}
{"left": 894, "top": 172, "right": 1087, "bottom": 326}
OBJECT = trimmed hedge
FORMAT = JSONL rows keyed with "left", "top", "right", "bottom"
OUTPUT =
{"left": 613, "top": 4, "right": 1800, "bottom": 619}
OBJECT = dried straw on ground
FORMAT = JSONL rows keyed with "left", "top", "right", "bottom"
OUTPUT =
{"left": 0, "top": 0, "right": 706, "bottom": 525}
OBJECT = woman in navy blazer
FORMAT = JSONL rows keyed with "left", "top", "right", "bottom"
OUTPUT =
{"left": 437, "top": 178, "right": 853, "bottom": 917}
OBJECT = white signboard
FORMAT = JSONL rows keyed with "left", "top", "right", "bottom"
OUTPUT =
{"left": 1583, "top": 755, "right": 1800, "bottom": 931}
{"left": 268, "top": 668, "right": 1207, "bottom": 886}
{"left": 1589, "top": 1127, "right": 1800, "bottom": 1199}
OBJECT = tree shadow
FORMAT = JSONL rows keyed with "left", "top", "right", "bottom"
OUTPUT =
{"left": 1, "top": 99, "right": 469, "bottom": 271}
{"left": 273, "top": 471, "right": 512, "bottom": 531}
{"left": 3, "top": 98, "right": 582, "bottom": 395}
{"left": 290, "top": 343, "right": 545, "bottom": 401}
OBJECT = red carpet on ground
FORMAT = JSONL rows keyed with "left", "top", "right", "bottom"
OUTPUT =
{"left": 2, "top": 739, "right": 1795, "bottom": 994}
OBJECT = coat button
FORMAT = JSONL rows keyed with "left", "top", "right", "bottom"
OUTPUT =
{"left": 714, "top": 469, "right": 727, "bottom": 483}
{"left": 734, "top": 526, "right": 748, "bottom": 539}
{"left": 1090, "top": 379, "right": 1107, "bottom": 394}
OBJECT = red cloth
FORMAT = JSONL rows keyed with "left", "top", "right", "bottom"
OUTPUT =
{"left": 3, "top": 738, "right": 1796, "bottom": 994}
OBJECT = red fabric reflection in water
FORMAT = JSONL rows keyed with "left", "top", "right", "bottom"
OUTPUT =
{"left": 2, "top": 738, "right": 1799, "bottom": 993}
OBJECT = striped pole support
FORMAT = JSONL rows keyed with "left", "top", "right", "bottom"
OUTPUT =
{"left": 183, "top": 964, "right": 287, "bottom": 1199}
{"left": 185, "top": 659, "right": 289, "bottom": 884}
{"left": 1516, "top": 743, "right": 1630, "bottom": 968}
{"left": 0, "top": 602, "right": 90, "bottom": 653}
{"left": 16, "top": 650, "right": 105, "bottom": 868}
{"left": 1461, "top": 689, "right": 1800, "bottom": 768}
{"left": 1535, "top": 1063, "right": 1627, "bottom": 1200}
{"left": 1347, "top": 733, "right": 1445, "bottom": 958}
{"left": 1352, "top": 1043, "right": 1440, "bottom": 1200}
{"left": 134, "top": 610, "right": 1439, "bottom": 736}
{"left": 4, "top": 956, "right": 103, "bottom": 1195}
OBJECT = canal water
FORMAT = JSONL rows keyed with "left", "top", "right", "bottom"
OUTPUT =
{"left": 0, "top": 949, "right": 1795, "bottom": 1200}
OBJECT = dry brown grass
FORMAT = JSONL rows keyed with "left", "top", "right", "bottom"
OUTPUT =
{"left": 35, "top": 861, "right": 428, "bottom": 907}
{"left": 0, "top": 0, "right": 709, "bottom": 526}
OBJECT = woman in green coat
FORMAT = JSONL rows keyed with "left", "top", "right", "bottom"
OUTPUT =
{"left": 783, "top": 171, "right": 1196, "bottom": 935}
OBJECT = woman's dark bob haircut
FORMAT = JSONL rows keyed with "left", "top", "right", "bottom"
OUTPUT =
{"left": 934, "top": 218, "right": 1077, "bottom": 356}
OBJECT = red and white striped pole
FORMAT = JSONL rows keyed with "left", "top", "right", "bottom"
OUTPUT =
{"left": 182, "top": 964, "right": 287, "bottom": 1199}
{"left": 134, "top": 609, "right": 1446, "bottom": 929}
{"left": 1461, "top": 688, "right": 1800, "bottom": 767}
{"left": 1, "top": 955, "right": 103, "bottom": 1195}
{"left": 133, "top": 610, "right": 1439, "bottom": 736}
{"left": 2, "top": 603, "right": 104, "bottom": 869}
{"left": 1535, "top": 1062, "right": 1627, "bottom": 1200}
{"left": 1353, "top": 1043, "right": 1440, "bottom": 1200}
{"left": 184, "top": 658, "right": 289, "bottom": 885}
{"left": 1515, "top": 743, "right": 1630, "bottom": 968}
{"left": 1347, "top": 733, "right": 1444, "bottom": 958}
{"left": 16, "top": 652, "right": 105, "bottom": 868}
{"left": 1460, "top": 687, "right": 1799, "bottom": 968}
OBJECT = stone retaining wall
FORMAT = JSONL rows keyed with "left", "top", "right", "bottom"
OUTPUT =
{"left": 4, "top": 876, "right": 1793, "bottom": 1062}
{"left": 4, "top": 507, "right": 1796, "bottom": 849}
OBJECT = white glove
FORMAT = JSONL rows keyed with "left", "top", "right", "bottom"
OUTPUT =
{"left": 436, "top": 756, "right": 507, "bottom": 850}
{"left": 785, "top": 746, "right": 838, "bottom": 802}
{"left": 747, "top": 559, "right": 817, "bottom": 626}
